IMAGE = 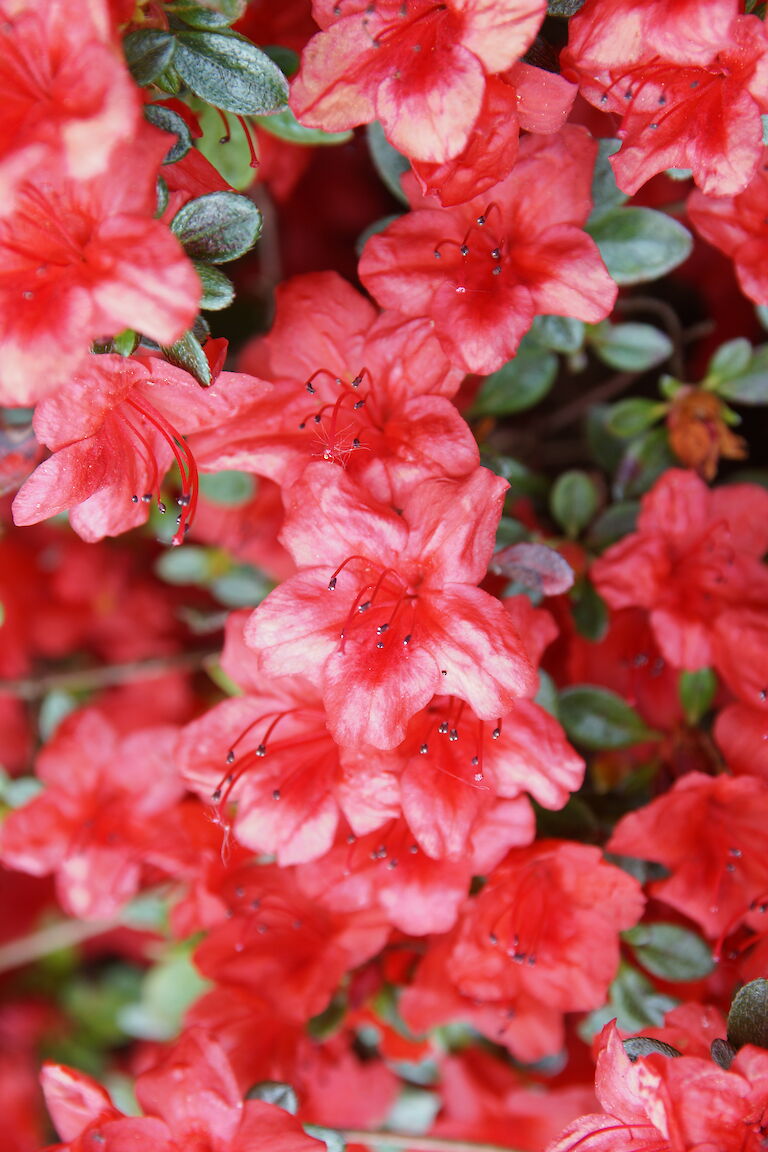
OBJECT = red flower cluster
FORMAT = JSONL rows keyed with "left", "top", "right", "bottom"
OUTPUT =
{"left": 2, "top": 2, "right": 768, "bottom": 1152}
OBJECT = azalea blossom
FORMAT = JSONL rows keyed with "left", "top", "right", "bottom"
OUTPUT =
{"left": 562, "top": 0, "right": 768, "bottom": 195}
{"left": 0, "top": 0, "right": 140, "bottom": 215}
{"left": 246, "top": 464, "right": 536, "bottom": 749}
{"left": 0, "top": 708, "right": 185, "bottom": 920}
{"left": 290, "top": 0, "right": 547, "bottom": 164}
{"left": 590, "top": 468, "right": 768, "bottom": 677}
{"left": 359, "top": 127, "right": 617, "bottom": 374}
{"left": 12, "top": 353, "right": 268, "bottom": 544}
{"left": 688, "top": 149, "right": 768, "bottom": 305}
{"left": 547, "top": 1019, "right": 768, "bottom": 1151}
{"left": 41, "top": 1029, "right": 326, "bottom": 1152}
{"left": 0, "top": 126, "right": 200, "bottom": 407}
{"left": 190, "top": 270, "right": 474, "bottom": 505}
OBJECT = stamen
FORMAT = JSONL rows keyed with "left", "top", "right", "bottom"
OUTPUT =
{"left": 215, "top": 107, "right": 231, "bottom": 143}
{"left": 236, "top": 115, "right": 260, "bottom": 169}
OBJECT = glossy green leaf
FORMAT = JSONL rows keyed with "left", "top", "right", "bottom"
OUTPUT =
{"left": 144, "top": 103, "right": 192, "bottom": 163}
{"left": 559, "top": 685, "right": 660, "bottom": 749}
{"left": 195, "top": 261, "right": 235, "bottom": 310}
{"left": 589, "top": 138, "right": 628, "bottom": 219}
{"left": 707, "top": 337, "right": 752, "bottom": 381}
{"left": 472, "top": 335, "right": 557, "bottom": 416}
{"left": 614, "top": 427, "right": 676, "bottom": 499}
{"left": 571, "top": 579, "right": 609, "bottom": 642}
{"left": 532, "top": 314, "right": 585, "bottom": 353}
{"left": 174, "top": 30, "right": 289, "bottom": 115}
{"left": 198, "top": 470, "right": 255, "bottom": 505}
{"left": 245, "top": 1082, "right": 298, "bottom": 1113}
{"left": 123, "top": 29, "right": 176, "bottom": 86}
{"left": 366, "top": 121, "right": 410, "bottom": 205}
{"left": 170, "top": 0, "right": 246, "bottom": 29}
{"left": 715, "top": 345, "right": 768, "bottom": 404}
{"left": 623, "top": 922, "right": 714, "bottom": 982}
{"left": 605, "top": 397, "right": 666, "bottom": 438}
{"left": 589, "top": 322, "right": 673, "bottom": 372}
{"left": 161, "top": 330, "right": 212, "bottom": 387}
{"left": 727, "top": 979, "right": 768, "bottom": 1050}
{"left": 588, "top": 207, "right": 693, "bottom": 285}
{"left": 258, "top": 106, "right": 353, "bottom": 146}
{"left": 171, "top": 191, "right": 262, "bottom": 262}
{"left": 589, "top": 500, "right": 640, "bottom": 548}
{"left": 580, "top": 961, "right": 678, "bottom": 1038}
{"left": 550, "top": 469, "right": 600, "bottom": 537}
{"left": 678, "top": 667, "right": 717, "bottom": 725}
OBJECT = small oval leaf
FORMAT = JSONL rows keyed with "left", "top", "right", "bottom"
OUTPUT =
{"left": 174, "top": 30, "right": 289, "bottom": 115}
{"left": 559, "top": 685, "right": 660, "bottom": 749}
{"left": 588, "top": 206, "right": 693, "bottom": 286}
{"left": 171, "top": 191, "right": 262, "bottom": 262}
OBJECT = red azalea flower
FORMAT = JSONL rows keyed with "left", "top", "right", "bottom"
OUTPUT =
{"left": 400, "top": 841, "right": 644, "bottom": 1060}
{"left": 190, "top": 270, "right": 473, "bottom": 506}
{"left": 548, "top": 1020, "right": 768, "bottom": 1152}
{"left": 178, "top": 613, "right": 400, "bottom": 865}
{"left": 246, "top": 464, "right": 536, "bottom": 749}
{"left": 295, "top": 799, "right": 534, "bottom": 936}
{"left": 715, "top": 704, "right": 768, "bottom": 785}
{"left": 0, "top": 0, "right": 140, "bottom": 215}
{"left": 607, "top": 771, "right": 768, "bottom": 939}
{"left": 290, "top": 0, "right": 546, "bottom": 164}
{"left": 432, "top": 1050, "right": 597, "bottom": 1152}
{"left": 688, "top": 150, "right": 768, "bottom": 305}
{"left": 590, "top": 469, "right": 768, "bottom": 674}
{"left": 358, "top": 127, "right": 617, "bottom": 375}
{"left": 41, "top": 1029, "right": 325, "bottom": 1152}
{"left": 0, "top": 708, "right": 185, "bottom": 920}
{"left": 562, "top": 0, "right": 768, "bottom": 195}
{"left": 12, "top": 353, "right": 268, "bottom": 544}
{"left": 193, "top": 861, "right": 390, "bottom": 1023}
{"left": 0, "top": 126, "right": 200, "bottom": 407}
{"left": 409, "top": 64, "right": 576, "bottom": 207}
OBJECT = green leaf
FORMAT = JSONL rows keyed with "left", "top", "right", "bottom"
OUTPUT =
{"left": 471, "top": 335, "right": 557, "bottom": 416}
{"left": 155, "top": 545, "right": 214, "bottom": 585}
{"left": 123, "top": 29, "right": 176, "bottom": 86}
{"left": 623, "top": 922, "right": 714, "bottom": 982}
{"left": 245, "top": 1082, "right": 299, "bottom": 1113}
{"left": 118, "top": 948, "right": 210, "bottom": 1041}
{"left": 605, "top": 397, "right": 666, "bottom": 438}
{"left": 174, "top": 30, "right": 289, "bottom": 115}
{"left": 588, "top": 207, "right": 693, "bottom": 285}
{"left": 112, "top": 329, "right": 139, "bottom": 357}
{"left": 707, "top": 337, "right": 752, "bottom": 381}
{"left": 549, "top": 469, "right": 600, "bottom": 537}
{"left": 757, "top": 304, "right": 768, "bottom": 332}
{"left": 39, "top": 690, "right": 79, "bottom": 742}
{"left": 580, "top": 961, "right": 678, "bottom": 1038}
{"left": 715, "top": 344, "right": 768, "bottom": 405}
{"left": 614, "top": 427, "right": 676, "bottom": 500}
{"left": 531, "top": 314, "right": 585, "bottom": 353}
{"left": 194, "top": 101, "right": 257, "bottom": 190}
{"left": 170, "top": 0, "right": 246, "bottom": 29}
{"left": 144, "top": 103, "right": 192, "bottom": 164}
{"left": 195, "top": 261, "right": 235, "bottom": 310}
{"left": 678, "top": 667, "right": 717, "bottom": 725}
{"left": 161, "top": 331, "right": 212, "bottom": 388}
{"left": 211, "top": 565, "right": 271, "bottom": 607}
{"left": 589, "top": 138, "right": 628, "bottom": 220}
{"left": 589, "top": 322, "right": 673, "bottom": 372}
{"left": 727, "top": 978, "right": 768, "bottom": 1050}
{"left": 588, "top": 500, "right": 640, "bottom": 549}
{"left": 155, "top": 174, "right": 169, "bottom": 217}
{"left": 0, "top": 768, "right": 43, "bottom": 808}
{"left": 303, "top": 1126, "right": 345, "bottom": 1152}
{"left": 559, "top": 685, "right": 660, "bottom": 749}
{"left": 172, "top": 190, "right": 262, "bottom": 262}
{"left": 366, "top": 121, "right": 410, "bottom": 205}
{"left": 258, "top": 106, "right": 353, "bottom": 146}
{"left": 571, "top": 578, "right": 609, "bottom": 642}
{"left": 198, "top": 470, "right": 255, "bottom": 505}
{"left": 547, "top": 0, "right": 585, "bottom": 12}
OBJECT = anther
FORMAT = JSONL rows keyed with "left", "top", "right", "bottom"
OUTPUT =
{"left": 131, "top": 494, "right": 139, "bottom": 503}
{"left": 403, "top": 634, "right": 411, "bottom": 645}
{"left": 492, "top": 266, "right": 502, "bottom": 275}
{"left": 377, "top": 623, "right": 390, "bottom": 635}
{"left": 376, "top": 641, "right": 384, "bottom": 649}
{"left": 157, "top": 501, "right": 167, "bottom": 514}
{"left": 449, "top": 728, "right": 458, "bottom": 742}
{"left": 328, "top": 576, "right": 337, "bottom": 590}
{"left": 420, "top": 743, "right": 429, "bottom": 754}
{"left": 256, "top": 744, "right": 266, "bottom": 757}
{"left": 471, "top": 755, "right": 479, "bottom": 766}
{"left": 438, "top": 721, "right": 449, "bottom": 734}
{"left": 226, "top": 750, "right": 235, "bottom": 764}
{"left": 490, "top": 247, "right": 501, "bottom": 259}
{"left": 272, "top": 789, "right": 281, "bottom": 800}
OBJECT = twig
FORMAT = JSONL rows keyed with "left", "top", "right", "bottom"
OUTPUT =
{"left": 0, "top": 917, "right": 123, "bottom": 974}
{"left": 536, "top": 372, "right": 635, "bottom": 435}
{"left": 0, "top": 648, "right": 220, "bottom": 701}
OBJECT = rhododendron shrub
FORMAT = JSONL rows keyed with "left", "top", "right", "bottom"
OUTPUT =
{"left": 3, "top": 4, "right": 768, "bottom": 1152}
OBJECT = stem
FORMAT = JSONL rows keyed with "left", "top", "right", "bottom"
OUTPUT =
{"left": 0, "top": 648, "right": 220, "bottom": 701}
{"left": 339, "top": 1134, "right": 523, "bottom": 1152}
{"left": 0, "top": 916, "right": 123, "bottom": 974}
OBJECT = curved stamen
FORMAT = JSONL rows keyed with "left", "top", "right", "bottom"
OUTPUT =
{"left": 125, "top": 396, "right": 199, "bottom": 545}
